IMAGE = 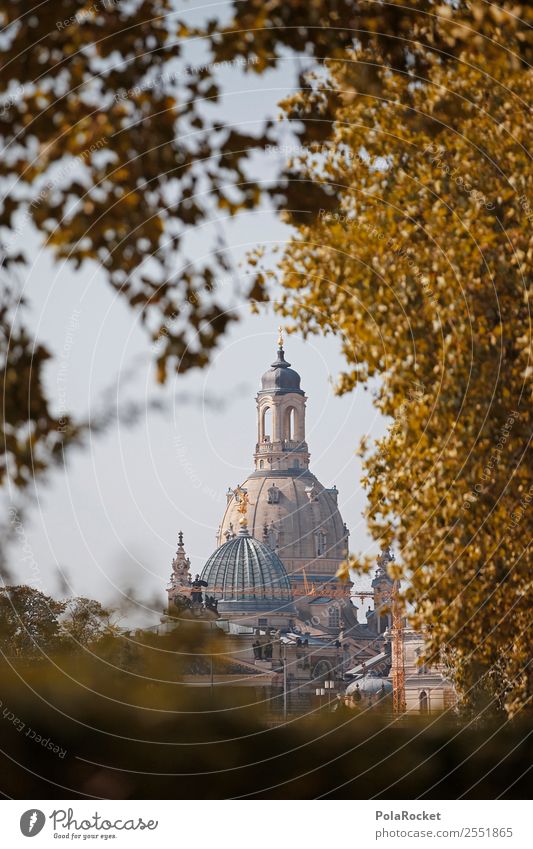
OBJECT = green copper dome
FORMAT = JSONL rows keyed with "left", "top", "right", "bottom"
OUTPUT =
{"left": 200, "top": 528, "right": 294, "bottom": 613}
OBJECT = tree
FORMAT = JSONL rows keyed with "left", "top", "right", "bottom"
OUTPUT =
{"left": 267, "top": 6, "right": 532, "bottom": 716}
{"left": 0, "top": 0, "right": 271, "bottom": 491}
{"left": 0, "top": 585, "right": 66, "bottom": 657}
{"left": 61, "top": 596, "right": 117, "bottom": 647}
{"left": 0, "top": 286, "right": 81, "bottom": 489}
{"left": 0, "top": 0, "right": 268, "bottom": 387}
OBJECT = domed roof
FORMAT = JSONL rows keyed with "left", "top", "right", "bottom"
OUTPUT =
{"left": 346, "top": 677, "right": 393, "bottom": 696}
{"left": 260, "top": 347, "right": 304, "bottom": 395}
{"left": 218, "top": 472, "right": 348, "bottom": 580}
{"left": 200, "top": 528, "right": 294, "bottom": 613}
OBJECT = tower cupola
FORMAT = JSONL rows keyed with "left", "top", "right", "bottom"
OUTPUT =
{"left": 167, "top": 531, "right": 192, "bottom": 608}
{"left": 254, "top": 329, "right": 309, "bottom": 472}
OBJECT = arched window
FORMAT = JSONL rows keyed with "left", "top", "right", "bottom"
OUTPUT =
{"left": 259, "top": 460, "right": 264, "bottom": 469}
{"left": 316, "top": 530, "right": 327, "bottom": 557}
{"left": 313, "top": 660, "right": 333, "bottom": 681}
{"left": 419, "top": 690, "right": 429, "bottom": 713}
{"left": 284, "top": 406, "right": 296, "bottom": 441}
{"left": 261, "top": 406, "right": 272, "bottom": 441}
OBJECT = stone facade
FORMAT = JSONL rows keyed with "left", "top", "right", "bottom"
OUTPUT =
{"left": 216, "top": 337, "right": 350, "bottom": 610}
{"left": 218, "top": 472, "right": 349, "bottom": 588}
{"left": 390, "top": 627, "right": 457, "bottom": 714}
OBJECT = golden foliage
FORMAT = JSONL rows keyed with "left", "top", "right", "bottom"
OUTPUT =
{"left": 273, "top": 6, "right": 532, "bottom": 715}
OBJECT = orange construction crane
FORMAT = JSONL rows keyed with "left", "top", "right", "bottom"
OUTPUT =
{"left": 350, "top": 589, "right": 374, "bottom": 603}
{"left": 391, "top": 579, "right": 406, "bottom": 713}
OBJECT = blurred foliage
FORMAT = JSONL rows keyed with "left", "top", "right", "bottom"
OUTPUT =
{"left": 216, "top": 0, "right": 532, "bottom": 72}
{"left": 0, "top": 630, "right": 530, "bottom": 799}
{"left": 0, "top": 0, "right": 271, "bottom": 383}
{"left": 0, "top": 590, "right": 529, "bottom": 798}
{"left": 0, "top": 287, "right": 80, "bottom": 487}
{"left": 261, "top": 6, "right": 533, "bottom": 716}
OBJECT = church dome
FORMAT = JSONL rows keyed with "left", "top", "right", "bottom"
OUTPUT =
{"left": 260, "top": 348, "right": 304, "bottom": 395}
{"left": 200, "top": 528, "right": 294, "bottom": 613}
{"left": 217, "top": 333, "right": 350, "bottom": 611}
{"left": 218, "top": 472, "right": 348, "bottom": 586}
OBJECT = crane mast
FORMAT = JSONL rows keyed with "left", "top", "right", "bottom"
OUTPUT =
{"left": 391, "top": 579, "right": 406, "bottom": 713}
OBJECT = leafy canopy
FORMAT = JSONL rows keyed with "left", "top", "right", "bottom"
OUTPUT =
{"left": 268, "top": 4, "right": 532, "bottom": 716}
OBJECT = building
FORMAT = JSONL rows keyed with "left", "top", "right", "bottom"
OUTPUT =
{"left": 161, "top": 333, "right": 456, "bottom": 716}
{"left": 389, "top": 626, "right": 457, "bottom": 714}
{"left": 214, "top": 329, "right": 350, "bottom": 619}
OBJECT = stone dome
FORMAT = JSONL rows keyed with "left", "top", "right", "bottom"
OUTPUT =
{"left": 218, "top": 471, "right": 348, "bottom": 588}
{"left": 218, "top": 336, "right": 350, "bottom": 608}
{"left": 346, "top": 677, "right": 393, "bottom": 697}
{"left": 200, "top": 528, "right": 294, "bottom": 614}
{"left": 260, "top": 348, "right": 304, "bottom": 395}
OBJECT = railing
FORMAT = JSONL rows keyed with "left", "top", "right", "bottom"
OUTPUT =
{"left": 283, "top": 439, "right": 304, "bottom": 450}
{"left": 256, "top": 443, "right": 274, "bottom": 453}
{"left": 193, "top": 584, "right": 352, "bottom": 600}
{"left": 256, "top": 440, "right": 305, "bottom": 453}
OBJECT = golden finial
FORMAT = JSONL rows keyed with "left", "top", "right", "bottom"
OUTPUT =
{"left": 277, "top": 325, "right": 284, "bottom": 349}
{"left": 234, "top": 486, "right": 249, "bottom": 526}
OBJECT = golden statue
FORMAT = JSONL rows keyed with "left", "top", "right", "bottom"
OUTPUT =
{"left": 277, "top": 325, "right": 284, "bottom": 349}
{"left": 234, "top": 486, "right": 249, "bottom": 525}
